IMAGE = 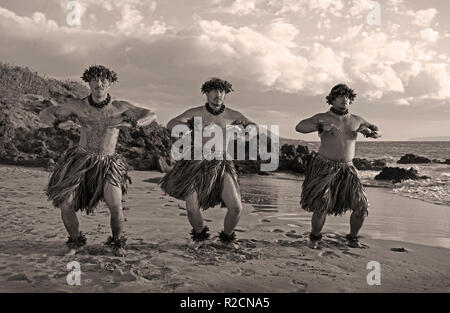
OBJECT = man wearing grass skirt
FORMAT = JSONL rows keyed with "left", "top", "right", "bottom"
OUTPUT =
{"left": 296, "top": 84, "right": 382, "bottom": 249}
{"left": 160, "top": 78, "right": 258, "bottom": 248}
{"left": 39, "top": 65, "right": 156, "bottom": 256}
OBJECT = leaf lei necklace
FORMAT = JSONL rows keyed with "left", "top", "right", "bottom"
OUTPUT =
{"left": 330, "top": 107, "right": 348, "bottom": 116}
{"left": 205, "top": 103, "right": 225, "bottom": 115}
{"left": 88, "top": 93, "right": 111, "bottom": 108}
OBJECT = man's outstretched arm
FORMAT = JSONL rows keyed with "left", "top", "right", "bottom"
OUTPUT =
{"left": 166, "top": 108, "right": 197, "bottom": 131}
{"left": 295, "top": 114, "right": 322, "bottom": 133}
{"left": 38, "top": 99, "right": 77, "bottom": 127}
{"left": 121, "top": 103, "right": 157, "bottom": 128}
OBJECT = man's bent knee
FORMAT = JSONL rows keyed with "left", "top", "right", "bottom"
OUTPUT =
{"left": 227, "top": 204, "right": 242, "bottom": 215}
{"left": 108, "top": 205, "right": 123, "bottom": 219}
{"left": 312, "top": 210, "right": 327, "bottom": 219}
{"left": 352, "top": 209, "right": 368, "bottom": 218}
{"left": 60, "top": 203, "right": 75, "bottom": 214}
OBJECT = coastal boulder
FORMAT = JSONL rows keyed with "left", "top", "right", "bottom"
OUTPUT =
{"left": 397, "top": 154, "right": 431, "bottom": 164}
{"left": 352, "top": 158, "right": 387, "bottom": 171}
{"left": 374, "top": 167, "right": 430, "bottom": 183}
{"left": 278, "top": 144, "right": 310, "bottom": 173}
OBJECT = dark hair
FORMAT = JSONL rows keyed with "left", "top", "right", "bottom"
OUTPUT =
{"left": 326, "top": 84, "right": 356, "bottom": 105}
{"left": 201, "top": 77, "right": 234, "bottom": 94}
{"left": 81, "top": 65, "right": 118, "bottom": 83}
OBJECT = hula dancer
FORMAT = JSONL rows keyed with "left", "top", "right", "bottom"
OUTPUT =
{"left": 295, "top": 84, "right": 381, "bottom": 249}
{"left": 39, "top": 65, "right": 156, "bottom": 256}
{"left": 160, "top": 78, "right": 255, "bottom": 248}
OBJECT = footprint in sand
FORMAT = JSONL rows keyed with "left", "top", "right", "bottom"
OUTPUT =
{"left": 284, "top": 261, "right": 299, "bottom": 266}
{"left": 291, "top": 279, "right": 308, "bottom": 288}
{"left": 235, "top": 268, "right": 256, "bottom": 277}
{"left": 6, "top": 273, "right": 32, "bottom": 283}
{"left": 33, "top": 274, "right": 49, "bottom": 280}
{"left": 84, "top": 245, "right": 111, "bottom": 256}
{"left": 342, "top": 251, "right": 361, "bottom": 258}
{"left": 112, "top": 269, "right": 138, "bottom": 283}
{"left": 179, "top": 212, "right": 187, "bottom": 217}
{"left": 261, "top": 219, "right": 271, "bottom": 223}
{"left": 271, "top": 228, "right": 284, "bottom": 233}
{"left": 275, "top": 239, "right": 305, "bottom": 248}
{"left": 318, "top": 250, "right": 341, "bottom": 259}
{"left": 239, "top": 240, "right": 257, "bottom": 249}
{"left": 285, "top": 232, "right": 303, "bottom": 239}
{"left": 83, "top": 264, "right": 101, "bottom": 272}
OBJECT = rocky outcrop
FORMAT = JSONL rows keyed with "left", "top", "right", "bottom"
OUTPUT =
{"left": 374, "top": 167, "right": 430, "bottom": 183}
{"left": 397, "top": 154, "right": 431, "bottom": 164}
{"left": 277, "top": 144, "right": 311, "bottom": 174}
{"left": 352, "top": 158, "right": 387, "bottom": 171}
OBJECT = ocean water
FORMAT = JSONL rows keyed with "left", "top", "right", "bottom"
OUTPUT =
{"left": 239, "top": 173, "right": 450, "bottom": 249}
{"left": 304, "top": 141, "right": 450, "bottom": 206}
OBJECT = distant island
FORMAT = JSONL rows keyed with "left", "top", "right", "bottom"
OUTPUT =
{"left": 408, "top": 136, "right": 450, "bottom": 141}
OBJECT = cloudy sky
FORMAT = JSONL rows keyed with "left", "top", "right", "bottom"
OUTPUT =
{"left": 0, "top": 0, "right": 449, "bottom": 140}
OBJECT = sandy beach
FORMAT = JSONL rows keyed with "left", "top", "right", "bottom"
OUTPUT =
{"left": 0, "top": 165, "right": 449, "bottom": 293}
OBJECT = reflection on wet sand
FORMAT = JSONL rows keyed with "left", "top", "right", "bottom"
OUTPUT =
{"left": 239, "top": 173, "right": 450, "bottom": 249}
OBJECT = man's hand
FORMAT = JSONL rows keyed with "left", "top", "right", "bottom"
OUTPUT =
{"left": 357, "top": 126, "right": 372, "bottom": 137}
{"left": 366, "top": 130, "right": 382, "bottom": 139}
{"left": 54, "top": 113, "right": 80, "bottom": 130}
{"left": 107, "top": 118, "right": 133, "bottom": 130}
{"left": 57, "top": 120, "right": 81, "bottom": 130}
{"left": 232, "top": 119, "right": 250, "bottom": 127}
{"left": 114, "top": 122, "right": 133, "bottom": 130}
{"left": 121, "top": 113, "right": 138, "bottom": 128}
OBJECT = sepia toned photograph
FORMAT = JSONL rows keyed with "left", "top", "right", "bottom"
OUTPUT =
{"left": 0, "top": 0, "right": 449, "bottom": 297}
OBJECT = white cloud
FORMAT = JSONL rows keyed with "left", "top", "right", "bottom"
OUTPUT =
{"left": 421, "top": 63, "right": 450, "bottom": 99}
{"left": 347, "top": 0, "right": 371, "bottom": 17}
{"left": 308, "top": 0, "right": 343, "bottom": 13}
{"left": 267, "top": 20, "right": 299, "bottom": 47}
{"left": 196, "top": 20, "right": 347, "bottom": 95}
{"left": 364, "top": 64, "right": 404, "bottom": 94}
{"left": 333, "top": 24, "right": 363, "bottom": 42}
{"left": 116, "top": 4, "right": 144, "bottom": 33}
{"left": 411, "top": 8, "right": 437, "bottom": 27}
{"left": 267, "top": 0, "right": 308, "bottom": 15}
{"left": 0, "top": 8, "right": 59, "bottom": 34}
{"left": 1, "top": 0, "right": 448, "bottom": 113}
{"left": 225, "top": 0, "right": 258, "bottom": 15}
{"left": 420, "top": 28, "right": 439, "bottom": 43}
{"left": 394, "top": 97, "right": 413, "bottom": 106}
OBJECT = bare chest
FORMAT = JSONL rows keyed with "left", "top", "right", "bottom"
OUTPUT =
{"left": 324, "top": 116, "right": 359, "bottom": 140}
{"left": 77, "top": 103, "right": 124, "bottom": 129}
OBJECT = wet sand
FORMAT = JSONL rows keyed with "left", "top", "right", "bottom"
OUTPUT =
{"left": 0, "top": 165, "right": 449, "bottom": 292}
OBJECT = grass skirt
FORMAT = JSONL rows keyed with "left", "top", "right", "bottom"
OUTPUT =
{"left": 159, "top": 159, "right": 239, "bottom": 210}
{"left": 300, "top": 153, "right": 368, "bottom": 216}
{"left": 46, "top": 146, "right": 131, "bottom": 214}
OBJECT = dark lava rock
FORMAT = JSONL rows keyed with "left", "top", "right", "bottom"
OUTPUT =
{"left": 390, "top": 247, "right": 408, "bottom": 253}
{"left": 352, "top": 158, "right": 387, "bottom": 171}
{"left": 374, "top": 167, "right": 430, "bottom": 183}
{"left": 397, "top": 154, "right": 431, "bottom": 164}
